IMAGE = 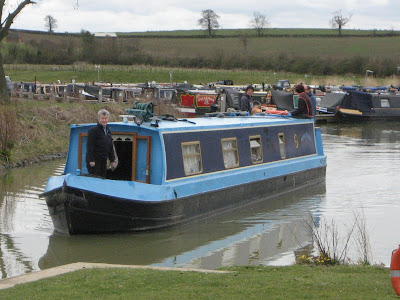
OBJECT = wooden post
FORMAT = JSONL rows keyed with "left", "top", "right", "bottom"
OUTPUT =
{"left": 220, "top": 91, "right": 226, "bottom": 112}
{"left": 79, "top": 89, "right": 84, "bottom": 102}
{"left": 28, "top": 85, "right": 34, "bottom": 99}
{"left": 63, "top": 87, "right": 68, "bottom": 102}
{"left": 37, "top": 84, "right": 43, "bottom": 100}
{"left": 20, "top": 83, "right": 24, "bottom": 99}
{"left": 98, "top": 87, "right": 103, "bottom": 103}
{"left": 50, "top": 86, "right": 55, "bottom": 101}
{"left": 11, "top": 83, "right": 16, "bottom": 97}
{"left": 118, "top": 91, "right": 124, "bottom": 103}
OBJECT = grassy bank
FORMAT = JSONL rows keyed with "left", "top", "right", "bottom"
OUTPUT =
{"left": 0, "top": 99, "right": 128, "bottom": 171}
{"left": 0, "top": 265, "right": 394, "bottom": 299}
{"left": 4, "top": 64, "right": 398, "bottom": 87}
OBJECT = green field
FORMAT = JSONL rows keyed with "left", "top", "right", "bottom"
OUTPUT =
{"left": 17, "top": 29, "right": 400, "bottom": 60}
{"left": 137, "top": 35, "right": 400, "bottom": 60}
{"left": 4, "top": 64, "right": 397, "bottom": 87}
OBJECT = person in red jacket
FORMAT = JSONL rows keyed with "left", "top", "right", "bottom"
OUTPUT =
{"left": 291, "top": 84, "right": 314, "bottom": 119}
{"left": 86, "top": 109, "right": 116, "bottom": 177}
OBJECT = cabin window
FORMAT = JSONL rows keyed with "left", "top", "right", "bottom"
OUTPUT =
{"left": 182, "top": 142, "right": 203, "bottom": 175}
{"left": 162, "top": 90, "right": 173, "bottom": 100}
{"left": 221, "top": 138, "right": 239, "bottom": 169}
{"left": 249, "top": 135, "right": 263, "bottom": 164}
{"left": 294, "top": 134, "right": 299, "bottom": 149}
{"left": 278, "top": 133, "right": 286, "bottom": 159}
{"left": 381, "top": 99, "right": 390, "bottom": 108}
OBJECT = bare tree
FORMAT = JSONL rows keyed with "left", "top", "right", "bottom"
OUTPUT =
{"left": 198, "top": 9, "right": 220, "bottom": 38}
{"left": 250, "top": 11, "right": 269, "bottom": 37}
{"left": 44, "top": 15, "right": 57, "bottom": 33}
{"left": 73, "top": 0, "right": 79, "bottom": 9}
{"left": 0, "top": 0, "right": 36, "bottom": 104}
{"left": 330, "top": 10, "right": 352, "bottom": 37}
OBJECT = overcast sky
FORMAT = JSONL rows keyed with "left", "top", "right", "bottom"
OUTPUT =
{"left": 6, "top": 0, "right": 400, "bottom": 33}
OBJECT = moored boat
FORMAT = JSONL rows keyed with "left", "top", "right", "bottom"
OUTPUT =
{"left": 41, "top": 113, "right": 327, "bottom": 234}
{"left": 174, "top": 88, "right": 219, "bottom": 115}
{"left": 316, "top": 90, "right": 400, "bottom": 122}
{"left": 336, "top": 90, "right": 400, "bottom": 121}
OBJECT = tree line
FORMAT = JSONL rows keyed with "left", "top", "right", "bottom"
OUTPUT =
{"left": 198, "top": 9, "right": 353, "bottom": 37}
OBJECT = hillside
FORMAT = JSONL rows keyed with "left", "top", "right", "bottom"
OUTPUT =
{"left": 3, "top": 28, "right": 400, "bottom": 77}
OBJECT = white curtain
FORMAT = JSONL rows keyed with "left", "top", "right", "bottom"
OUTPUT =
{"left": 222, "top": 140, "right": 238, "bottom": 168}
{"left": 183, "top": 144, "right": 201, "bottom": 174}
{"left": 279, "top": 136, "right": 286, "bottom": 159}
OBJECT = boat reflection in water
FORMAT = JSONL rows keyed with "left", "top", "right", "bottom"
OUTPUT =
{"left": 39, "top": 182, "right": 325, "bottom": 270}
{"left": 321, "top": 122, "right": 400, "bottom": 144}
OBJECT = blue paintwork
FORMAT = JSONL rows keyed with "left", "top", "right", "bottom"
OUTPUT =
{"left": 64, "top": 123, "right": 165, "bottom": 185}
{"left": 44, "top": 115, "right": 326, "bottom": 203}
{"left": 136, "top": 138, "right": 148, "bottom": 181}
{"left": 342, "top": 86, "right": 358, "bottom": 91}
{"left": 45, "top": 154, "right": 325, "bottom": 201}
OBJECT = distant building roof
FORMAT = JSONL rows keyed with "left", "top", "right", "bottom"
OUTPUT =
{"left": 94, "top": 32, "right": 117, "bottom": 38}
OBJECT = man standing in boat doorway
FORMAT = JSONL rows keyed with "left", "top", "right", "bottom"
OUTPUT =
{"left": 240, "top": 85, "right": 254, "bottom": 113}
{"left": 290, "top": 84, "right": 314, "bottom": 119}
{"left": 86, "top": 109, "right": 116, "bottom": 178}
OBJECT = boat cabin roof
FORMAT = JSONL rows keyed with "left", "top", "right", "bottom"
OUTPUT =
{"left": 71, "top": 115, "right": 313, "bottom": 133}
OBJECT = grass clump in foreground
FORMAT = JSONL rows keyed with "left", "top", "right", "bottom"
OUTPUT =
{"left": 0, "top": 265, "right": 393, "bottom": 299}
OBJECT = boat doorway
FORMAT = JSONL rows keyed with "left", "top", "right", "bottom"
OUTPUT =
{"left": 78, "top": 132, "right": 151, "bottom": 183}
{"left": 109, "top": 134, "right": 133, "bottom": 181}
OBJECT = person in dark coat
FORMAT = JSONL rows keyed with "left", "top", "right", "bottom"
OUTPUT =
{"left": 290, "top": 84, "right": 314, "bottom": 119}
{"left": 240, "top": 85, "right": 254, "bottom": 113}
{"left": 305, "top": 84, "right": 317, "bottom": 120}
{"left": 86, "top": 109, "right": 116, "bottom": 178}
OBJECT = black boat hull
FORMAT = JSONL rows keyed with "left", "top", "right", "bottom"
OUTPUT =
{"left": 45, "top": 166, "right": 326, "bottom": 234}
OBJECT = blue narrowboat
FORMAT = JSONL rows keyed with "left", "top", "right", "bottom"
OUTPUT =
{"left": 41, "top": 114, "right": 327, "bottom": 234}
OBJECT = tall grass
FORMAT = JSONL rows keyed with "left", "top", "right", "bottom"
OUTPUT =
{"left": 353, "top": 209, "right": 372, "bottom": 265}
{"left": 5, "top": 64, "right": 399, "bottom": 86}
{"left": 0, "top": 106, "right": 17, "bottom": 162}
{"left": 300, "top": 210, "right": 373, "bottom": 266}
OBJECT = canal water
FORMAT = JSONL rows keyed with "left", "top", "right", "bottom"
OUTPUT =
{"left": 1, "top": 122, "right": 400, "bottom": 279}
